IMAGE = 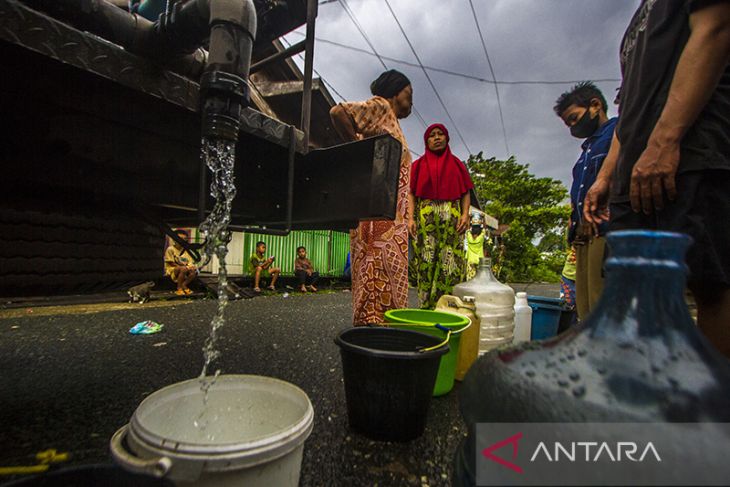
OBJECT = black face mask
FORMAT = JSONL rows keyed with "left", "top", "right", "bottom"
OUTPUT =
{"left": 570, "top": 109, "right": 600, "bottom": 139}
{"left": 471, "top": 225, "right": 482, "bottom": 234}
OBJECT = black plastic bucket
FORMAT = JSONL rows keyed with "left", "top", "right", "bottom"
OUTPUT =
{"left": 3, "top": 464, "right": 173, "bottom": 486}
{"left": 334, "top": 327, "right": 449, "bottom": 442}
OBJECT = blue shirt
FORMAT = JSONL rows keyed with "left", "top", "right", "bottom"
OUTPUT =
{"left": 569, "top": 117, "right": 618, "bottom": 242}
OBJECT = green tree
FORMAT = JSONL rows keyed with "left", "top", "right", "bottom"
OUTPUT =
{"left": 467, "top": 153, "right": 570, "bottom": 282}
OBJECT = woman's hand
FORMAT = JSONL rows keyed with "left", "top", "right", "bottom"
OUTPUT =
{"left": 456, "top": 212, "right": 469, "bottom": 234}
{"left": 407, "top": 192, "right": 418, "bottom": 238}
{"left": 458, "top": 191, "right": 471, "bottom": 234}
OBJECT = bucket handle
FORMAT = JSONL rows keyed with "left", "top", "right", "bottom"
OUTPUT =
{"left": 418, "top": 320, "right": 472, "bottom": 353}
{"left": 110, "top": 425, "right": 172, "bottom": 478}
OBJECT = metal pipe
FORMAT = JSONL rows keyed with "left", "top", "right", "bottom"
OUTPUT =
{"left": 21, "top": 0, "right": 154, "bottom": 50}
{"left": 165, "top": 47, "right": 208, "bottom": 79}
{"left": 22, "top": 0, "right": 257, "bottom": 142}
{"left": 198, "top": 0, "right": 257, "bottom": 141}
{"left": 299, "top": 0, "right": 317, "bottom": 150}
{"left": 250, "top": 40, "right": 306, "bottom": 74}
{"left": 228, "top": 226, "right": 291, "bottom": 236}
{"left": 285, "top": 123, "right": 296, "bottom": 232}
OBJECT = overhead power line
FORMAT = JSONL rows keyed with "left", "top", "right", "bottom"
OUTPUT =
{"left": 338, "top": 0, "right": 387, "bottom": 70}
{"left": 468, "top": 0, "right": 509, "bottom": 156}
{"left": 382, "top": 0, "right": 472, "bottom": 154}
{"left": 289, "top": 31, "right": 621, "bottom": 86}
{"left": 319, "top": 75, "right": 347, "bottom": 102}
{"left": 337, "top": 0, "right": 428, "bottom": 130}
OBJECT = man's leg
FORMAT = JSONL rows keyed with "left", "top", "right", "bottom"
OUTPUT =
{"left": 295, "top": 270, "right": 307, "bottom": 292}
{"left": 173, "top": 267, "right": 187, "bottom": 295}
{"left": 175, "top": 268, "right": 186, "bottom": 289}
{"left": 586, "top": 236, "right": 606, "bottom": 316}
{"left": 269, "top": 268, "right": 280, "bottom": 289}
{"left": 692, "top": 284, "right": 730, "bottom": 358}
{"left": 665, "top": 171, "right": 730, "bottom": 358}
{"left": 182, "top": 268, "right": 196, "bottom": 292}
{"left": 574, "top": 243, "right": 590, "bottom": 321}
{"left": 253, "top": 267, "right": 262, "bottom": 291}
{"left": 308, "top": 271, "right": 319, "bottom": 291}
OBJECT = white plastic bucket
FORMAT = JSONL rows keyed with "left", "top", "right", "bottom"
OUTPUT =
{"left": 110, "top": 375, "right": 314, "bottom": 487}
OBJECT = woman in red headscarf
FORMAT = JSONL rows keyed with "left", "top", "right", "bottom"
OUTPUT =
{"left": 409, "top": 123, "right": 474, "bottom": 309}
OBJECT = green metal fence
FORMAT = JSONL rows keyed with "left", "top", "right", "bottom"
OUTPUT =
{"left": 180, "top": 228, "right": 350, "bottom": 278}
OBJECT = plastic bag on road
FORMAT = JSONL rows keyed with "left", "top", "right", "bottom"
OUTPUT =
{"left": 130, "top": 320, "right": 164, "bottom": 334}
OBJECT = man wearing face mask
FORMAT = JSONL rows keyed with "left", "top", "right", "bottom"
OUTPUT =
{"left": 554, "top": 82, "right": 618, "bottom": 320}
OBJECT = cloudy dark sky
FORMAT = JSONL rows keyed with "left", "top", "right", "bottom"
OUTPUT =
{"left": 283, "top": 0, "right": 639, "bottom": 189}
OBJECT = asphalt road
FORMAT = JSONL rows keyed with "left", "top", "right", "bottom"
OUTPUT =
{"left": 0, "top": 290, "right": 466, "bottom": 486}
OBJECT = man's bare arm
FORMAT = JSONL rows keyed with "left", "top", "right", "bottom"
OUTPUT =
{"left": 631, "top": 2, "right": 730, "bottom": 213}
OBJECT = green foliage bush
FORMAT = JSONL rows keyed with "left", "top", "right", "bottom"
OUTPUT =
{"left": 467, "top": 154, "right": 570, "bottom": 283}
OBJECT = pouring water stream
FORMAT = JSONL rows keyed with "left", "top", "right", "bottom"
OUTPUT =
{"left": 195, "top": 137, "right": 237, "bottom": 429}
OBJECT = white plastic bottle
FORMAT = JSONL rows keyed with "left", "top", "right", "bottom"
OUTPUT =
{"left": 452, "top": 257, "right": 514, "bottom": 355}
{"left": 513, "top": 292, "right": 532, "bottom": 344}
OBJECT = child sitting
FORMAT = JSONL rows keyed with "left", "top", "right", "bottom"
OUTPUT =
{"left": 294, "top": 246, "right": 319, "bottom": 292}
{"left": 250, "top": 241, "right": 281, "bottom": 292}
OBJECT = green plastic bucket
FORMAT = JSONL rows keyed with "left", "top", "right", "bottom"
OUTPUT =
{"left": 384, "top": 309, "right": 471, "bottom": 396}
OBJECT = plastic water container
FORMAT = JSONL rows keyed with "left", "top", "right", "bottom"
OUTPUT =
{"left": 454, "top": 231, "right": 730, "bottom": 486}
{"left": 384, "top": 309, "right": 471, "bottom": 396}
{"left": 434, "top": 295, "right": 480, "bottom": 381}
{"left": 110, "top": 375, "right": 314, "bottom": 487}
{"left": 334, "top": 327, "right": 448, "bottom": 442}
{"left": 513, "top": 292, "right": 532, "bottom": 344}
{"left": 527, "top": 295, "right": 562, "bottom": 340}
{"left": 452, "top": 257, "right": 514, "bottom": 355}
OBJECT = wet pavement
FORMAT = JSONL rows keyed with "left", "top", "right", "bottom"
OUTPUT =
{"left": 0, "top": 289, "right": 466, "bottom": 486}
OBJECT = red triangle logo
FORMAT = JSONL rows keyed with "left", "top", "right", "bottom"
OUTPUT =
{"left": 481, "top": 432, "right": 524, "bottom": 474}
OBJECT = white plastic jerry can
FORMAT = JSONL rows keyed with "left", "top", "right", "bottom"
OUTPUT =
{"left": 513, "top": 291, "right": 532, "bottom": 344}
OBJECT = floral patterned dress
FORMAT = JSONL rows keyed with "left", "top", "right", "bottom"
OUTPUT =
{"left": 412, "top": 199, "right": 466, "bottom": 309}
{"left": 339, "top": 97, "right": 411, "bottom": 324}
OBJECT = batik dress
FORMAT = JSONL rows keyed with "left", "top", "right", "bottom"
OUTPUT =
{"left": 413, "top": 199, "right": 467, "bottom": 309}
{"left": 339, "top": 97, "right": 411, "bottom": 324}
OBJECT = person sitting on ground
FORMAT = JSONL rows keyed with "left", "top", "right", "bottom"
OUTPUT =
{"left": 294, "top": 246, "right": 319, "bottom": 293}
{"left": 164, "top": 229, "right": 197, "bottom": 296}
{"left": 250, "top": 241, "right": 280, "bottom": 293}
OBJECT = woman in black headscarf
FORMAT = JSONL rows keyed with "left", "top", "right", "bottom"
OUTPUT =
{"left": 329, "top": 69, "right": 413, "bottom": 325}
